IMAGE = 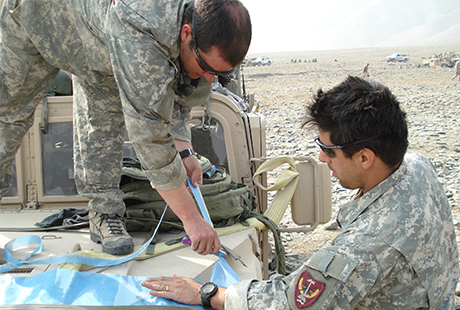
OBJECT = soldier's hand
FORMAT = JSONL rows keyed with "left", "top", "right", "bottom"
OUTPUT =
{"left": 184, "top": 217, "right": 221, "bottom": 255}
{"left": 142, "top": 274, "right": 202, "bottom": 305}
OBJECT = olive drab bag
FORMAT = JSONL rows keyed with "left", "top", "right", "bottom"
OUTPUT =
{"left": 120, "top": 155, "right": 256, "bottom": 232}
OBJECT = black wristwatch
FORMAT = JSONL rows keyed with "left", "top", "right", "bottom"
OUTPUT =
{"left": 199, "top": 282, "right": 218, "bottom": 309}
{"left": 179, "top": 148, "right": 196, "bottom": 159}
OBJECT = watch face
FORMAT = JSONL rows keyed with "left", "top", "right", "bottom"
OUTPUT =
{"left": 200, "top": 282, "right": 218, "bottom": 310}
{"left": 202, "top": 283, "right": 216, "bottom": 294}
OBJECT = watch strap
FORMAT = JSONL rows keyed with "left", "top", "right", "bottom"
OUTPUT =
{"left": 200, "top": 282, "right": 218, "bottom": 310}
{"left": 179, "top": 148, "right": 196, "bottom": 159}
{"left": 201, "top": 296, "right": 212, "bottom": 310}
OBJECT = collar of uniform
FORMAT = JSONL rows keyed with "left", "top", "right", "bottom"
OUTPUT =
{"left": 337, "top": 157, "right": 408, "bottom": 230}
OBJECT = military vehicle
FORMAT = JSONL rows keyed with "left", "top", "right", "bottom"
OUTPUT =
{"left": 420, "top": 57, "right": 442, "bottom": 68}
{"left": 420, "top": 52, "right": 459, "bottom": 68}
{"left": 0, "top": 68, "right": 332, "bottom": 308}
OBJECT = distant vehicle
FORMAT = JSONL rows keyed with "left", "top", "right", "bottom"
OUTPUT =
{"left": 420, "top": 57, "right": 442, "bottom": 68}
{"left": 248, "top": 56, "right": 272, "bottom": 66}
{"left": 385, "top": 53, "right": 410, "bottom": 62}
{"left": 420, "top": 52, "right": 460, "bottom": 68}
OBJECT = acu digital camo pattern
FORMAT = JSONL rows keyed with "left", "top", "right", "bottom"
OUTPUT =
{"left": 225, "top": 153, "right": 459, "bottom": 310}
{"left": 0, "top": 0, "right": 212, "bottom": 214}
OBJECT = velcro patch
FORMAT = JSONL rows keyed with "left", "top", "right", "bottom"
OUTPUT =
{"left": 294, "top": 269, "right": 325, "bottom": 308}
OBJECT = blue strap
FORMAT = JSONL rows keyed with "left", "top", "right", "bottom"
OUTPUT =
{"left": 187, "top": 177, "right": 212, "bottom": 226}
{"left": 1, "top": 235, "right": 44, "bottom": 272}
{"left": 0, "top": 182, "right": 232, "bottom": 273}
{"left": 186, "top": 177, "right": 228, "bottom": 259}
{"left": 0, "top": 205, "right": 169, "bottom": 274}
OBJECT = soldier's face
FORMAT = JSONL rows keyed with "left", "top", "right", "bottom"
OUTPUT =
{"left": 317, "top": 131, "right": 364, "bottom": 191}
{"left": 179, "top": 24, "right": 233, "bottom": 82}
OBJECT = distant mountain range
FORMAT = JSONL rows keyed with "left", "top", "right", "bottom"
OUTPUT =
{"left": 308, "top": 0, "right": 460, "bottom": 50}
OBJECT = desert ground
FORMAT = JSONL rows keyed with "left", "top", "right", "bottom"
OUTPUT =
{"left": 242, "top": 43, "right": 460, "bottom": 274}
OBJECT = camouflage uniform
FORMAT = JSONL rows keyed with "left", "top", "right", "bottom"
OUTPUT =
{"left": 225, "top": 153, "right": 459, "bottom": 309}
{"left": 0, "top": 0, "right": 211, "bottom": 215}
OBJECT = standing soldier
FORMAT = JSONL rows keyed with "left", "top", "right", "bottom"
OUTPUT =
{"left": 452, "top": 61, "right": 460, "bottom": 81}
{"left": 362, "top": 63, "right": 370, "bottom": 77}
{"left": 0, "top": 0, "right": 252, "bottom": 255}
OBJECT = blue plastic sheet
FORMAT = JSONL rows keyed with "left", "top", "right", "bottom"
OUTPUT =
{"left": 0, "top": 238, "right": 242, "bottom": 307}
{"left": 0, "top": 269, "right": 195, "bottom": 306}
{"left": 0, "top": 257, "right": 241, "bottom": 306}
{"left": 210, "top": 256, "right": 241, "bottom": 286}
{"left": 0, "top": 178, "right": 242, "bottom": 306}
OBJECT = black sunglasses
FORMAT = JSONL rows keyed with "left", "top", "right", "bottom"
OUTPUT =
{"left": 192, "top": 14, "right": 235, "bottom": 77}
{"left": 314, "top": 134, "right": 382, "bottom": 158}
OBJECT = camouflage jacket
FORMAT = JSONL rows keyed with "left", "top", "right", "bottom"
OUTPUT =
{"left": 225, "top": 153, "right": 459, "bottom": 309}
{"left": 15, "top": 0, "right": 212, "bottom": 190}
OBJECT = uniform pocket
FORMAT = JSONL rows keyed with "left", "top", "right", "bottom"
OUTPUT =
{"left": 307, "top": 250, "right": 358, "bottom": 282}
{"left": 0, "top": 42, "right": 31, "bottom": 86}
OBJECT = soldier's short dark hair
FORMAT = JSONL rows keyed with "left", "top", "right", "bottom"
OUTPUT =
{"left": 302, "top": 76, "right": 408, "bottom": 167}
{"left": 183, "top": 0, "right": 251, "bottom": 67}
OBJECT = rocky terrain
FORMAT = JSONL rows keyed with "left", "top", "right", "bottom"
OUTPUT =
{"left": 243, "top": 43, "right": 460, "bottom": 273}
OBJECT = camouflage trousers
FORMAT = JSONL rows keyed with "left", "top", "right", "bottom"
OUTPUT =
{"left": 0, "top": 0, "right": 126, "bottom": 215}
{"left": 72, "top": 76, "right": 126, "bottom": 216}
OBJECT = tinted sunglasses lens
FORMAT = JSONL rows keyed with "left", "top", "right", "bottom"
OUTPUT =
{"left": 320, "top": 146, "right": 336, "bottom": 158}
{"left": 197, "top": 60, "right": 211, "bottom": 73}
{"left": 198, "top": 56, "right": 234, "bottom": 76}
{"left": 194, "top": 42, "right": 234, "bottom": 76}
{"left": 315, "top": 137, "right": 336, "bottom": 158}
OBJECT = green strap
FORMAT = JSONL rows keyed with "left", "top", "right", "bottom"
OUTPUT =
{"left": 252, "top": 157, "right": 300, "bottom": 275}
{"left": 249, "top": 211, "right": 286, "bottom": 275}
{"left": 253, "top": 156, "right": 299, "bottom": 224}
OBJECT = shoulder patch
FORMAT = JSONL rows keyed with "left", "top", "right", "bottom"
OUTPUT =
{"left": 287, "top": 251, "right": 359, "bottom": 309}
{"left": 294, "top": 269, "right": 325, "bottom": 308}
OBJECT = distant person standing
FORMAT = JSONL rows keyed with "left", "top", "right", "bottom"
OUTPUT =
{"left": 452, "top": 61, "right": 460, "bottom": 81}
{"left": 362, "top": 63, "right": 369, "bottom": 77}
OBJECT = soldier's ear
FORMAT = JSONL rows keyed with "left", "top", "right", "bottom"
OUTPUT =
{"left": 181, "top": 23, "right": 193, "bottom": 43}
{"left": 356, "top": 148, "right": 375, "bottom": 171}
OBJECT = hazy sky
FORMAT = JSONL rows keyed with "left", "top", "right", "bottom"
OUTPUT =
{"left": 242, "top": 0, "right": 460, "bottom": 54}
{"left": 242, "top": 0, "right": 346, "bottom": 54}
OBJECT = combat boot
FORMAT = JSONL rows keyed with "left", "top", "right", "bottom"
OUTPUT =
{"left": 89, "top": 211, "right": 134, "bottom": 255}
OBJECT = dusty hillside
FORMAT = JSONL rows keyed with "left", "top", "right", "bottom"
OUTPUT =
{"left": 244, "top": 43, "right": 460, "bottom": 272}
